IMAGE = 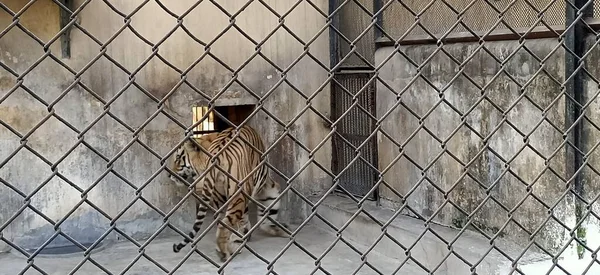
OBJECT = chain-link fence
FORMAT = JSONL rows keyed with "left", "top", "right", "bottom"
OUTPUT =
{"left": 381, "top": 0, "right": 568, "bottom": 39}
{"left": 1, "top": 0, "right": 600, "bottom": 274}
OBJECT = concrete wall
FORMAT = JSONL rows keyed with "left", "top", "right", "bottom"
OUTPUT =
{"left": 0, "top": 0, "right": 331, "bottom": 253}
{"left": 579, "top": 35, "right": 600, "bottom": 261}
{"left": 376, "top": 39, "right": 572, "bottom": 252}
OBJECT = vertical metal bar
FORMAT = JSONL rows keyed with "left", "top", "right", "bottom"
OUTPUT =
{"left": 329, "top": 0, "right": 341, "bottom": 69}
{"left": 59, "top": 0, "right": 73, "bottom": 59}
{"left": 331, "top": 75, "right": 340, "bottom": 191}
{"left": 373, "top": 0, "right": 383, "bottom": 40}
{"left": 564, "top": 0, "right": 593, "bottom": 260}
{"left": 330, "top": 0, "right": 341, "bottom": 196}
{"left": 192, "top": 106, "right": 197, "bottom": 137}
{"left": 369, "top": 73, "right": 379, "bottom": 203}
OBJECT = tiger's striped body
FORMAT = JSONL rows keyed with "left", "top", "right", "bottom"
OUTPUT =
{"left": 169, "top": 125, "right": 288, "bottom": 262}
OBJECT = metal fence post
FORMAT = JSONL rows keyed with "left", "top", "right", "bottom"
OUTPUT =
{"left": 564, "top": 0, "right": 594, "bottom": 260}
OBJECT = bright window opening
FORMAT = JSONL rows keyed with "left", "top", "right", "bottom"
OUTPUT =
{"left": 192, "top": 106, "right": 215, "bottom": 138}
{"left": 191, "top": 104, "right": 256, "bottom": 138}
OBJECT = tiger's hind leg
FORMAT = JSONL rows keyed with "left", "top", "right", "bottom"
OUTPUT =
{"left": 215, "top": 196, "right": 246, "bottom": 262}
{"left": 256, "top": 178, "right": 289, "bottom": 237}
{"left": 173, "top": 189, "right": 211, "bottom": 253}
{"left": 228, "top": 206, "right": 252, "bottom": 256}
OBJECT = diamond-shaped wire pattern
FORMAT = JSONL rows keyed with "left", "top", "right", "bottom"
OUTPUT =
{"left": 382, "top": 0, "right": 567, "bottom": 39}
{"left": 0, "top": 0, "right": 599, "bottom": 274}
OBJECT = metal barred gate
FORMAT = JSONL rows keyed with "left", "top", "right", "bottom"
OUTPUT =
{"left": 329, "top": 0, "right": 379, "bottom": 200}
{"left": 331, "top": 71, "right": 378, "bottom": 200}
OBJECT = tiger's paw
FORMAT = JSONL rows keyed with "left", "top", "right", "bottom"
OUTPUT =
{"left": 215, "top": 249, "right": 230, "bottom": 263}
{"left": 277, "top": 223, "right": 290, "bottom": 237}
{"left": 243, "top": 227, "right": 253, "bottom": 242}
{"left": 229, "top": 239, "right": 244, "bottom": 256}
{"left": 262, "top": 223, "right": 290, "bottom": 237}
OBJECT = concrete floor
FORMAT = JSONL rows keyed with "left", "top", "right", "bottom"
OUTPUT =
{"left": 0, "top": 195, "right": 556, "bottom": 275}
{"left": 0, "top": 224, "right": 418, "bottom": 275}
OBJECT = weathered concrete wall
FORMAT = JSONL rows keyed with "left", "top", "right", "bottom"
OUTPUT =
{"left": 0, "top": 0, "right": 331, "bottom": 253}
{"left": 578, "top": 35, "right": 600, "bottom": 261}
{"left": 376, "top": 39, "right": 571, "bottom": 251}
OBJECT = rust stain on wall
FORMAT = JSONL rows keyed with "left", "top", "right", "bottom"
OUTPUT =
{"left": 0, "top": 0, "right": 59, "bottom": 42}
{"left": 0, "top": 76, "right": 15, "bottom": 89}
{"left": 0, "top": 106, "right": 42, "bottom": 134}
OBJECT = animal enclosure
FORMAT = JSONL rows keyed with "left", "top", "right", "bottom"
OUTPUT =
{"left": 1, "top": 0, "right": 600, "bottom": 274}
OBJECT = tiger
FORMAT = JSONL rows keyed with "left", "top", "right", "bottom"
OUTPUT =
{"left": 168, "top": 131, "right": 255, "bottom": 252}
{"left": 168, "top": 125, "right": 289, "bottom": 262}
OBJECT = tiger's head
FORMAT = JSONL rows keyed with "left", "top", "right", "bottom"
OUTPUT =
{"left": 169, "top": 132, "right": 219, "bottom": 187}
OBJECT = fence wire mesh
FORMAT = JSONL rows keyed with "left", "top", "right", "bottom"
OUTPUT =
{"left": 0, "top": 0, "right": 600, "bottom": 274}
{"left": 381, "top": 0, "right": 568, "bottom": 38}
